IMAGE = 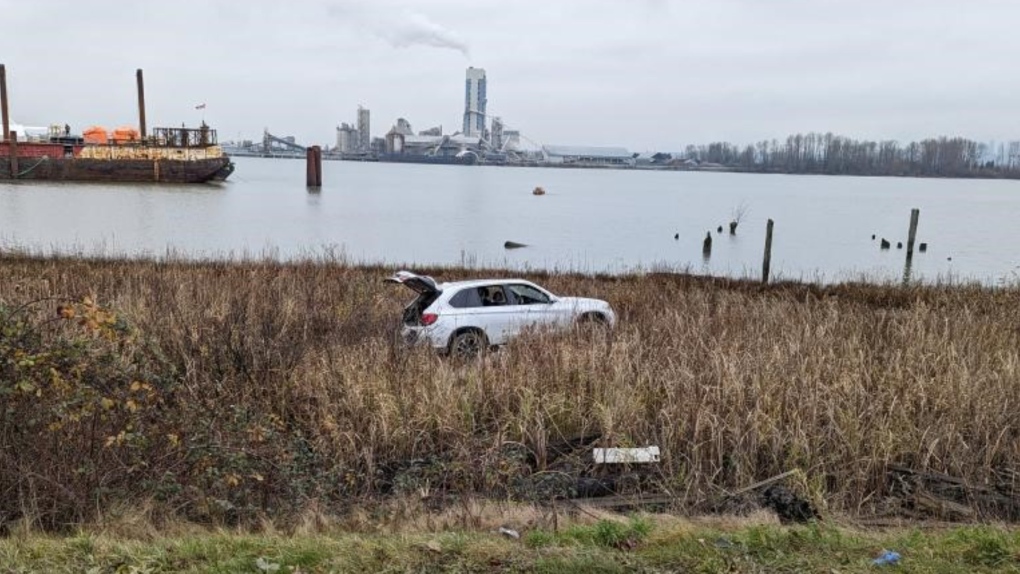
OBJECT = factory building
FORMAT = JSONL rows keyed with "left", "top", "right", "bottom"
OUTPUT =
{"left": 357, "top": 106, "right": 371, "bottom": 152}
{"left": 542, "top": 145, "right": 635, "bottom": 167}
{"left": 462, "top": 67, "right": 487, "bottom": 138}
{"left": 335, "top": 123, "right": 358, "bottom": 153}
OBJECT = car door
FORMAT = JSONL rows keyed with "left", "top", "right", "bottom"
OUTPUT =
{"left": 505, "top": 283, "right": 561, "bottom": 331}
{"left": 457, "top": 284, "right": 519, "bottom": 344}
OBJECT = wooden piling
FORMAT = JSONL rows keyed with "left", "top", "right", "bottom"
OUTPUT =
{"left": 136, "top": 69, "right": 147, "bottom": 139}
{"left": 906, "top": 208, "right": 920, "bottom": 260}
{"left": 9, "top": 131, "right": 18, "bottom": 177}
{"left": 306, "top": 148, "right": 315, "bottom": 187}
{"left": 0, "top": 64, "right": 9, "bottom": 143}
{"left": 762, "top": 219, "right": 774, "bottom": 284}
{"left": 306, "top": 145, "right": 322, "bottom": 187}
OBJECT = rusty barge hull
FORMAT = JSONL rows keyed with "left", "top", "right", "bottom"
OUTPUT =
{"left": 0, "top": 156, "right": 230, "bottom": 183}
{"left": 1, "top": 65, "right": 234, "bottom": 184}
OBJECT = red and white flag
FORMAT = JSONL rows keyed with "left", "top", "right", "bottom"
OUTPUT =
{"left": 195, "top": 103, "right": 206, "bottom": 110}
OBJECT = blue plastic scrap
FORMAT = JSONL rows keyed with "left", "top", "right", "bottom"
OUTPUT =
{"left": 872, "top": 550, "right": 901, "bottom": 566}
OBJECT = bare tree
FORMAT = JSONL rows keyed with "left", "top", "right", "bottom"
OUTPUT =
{"left": 729, "top": 202, "right": 749, "bottom": 235}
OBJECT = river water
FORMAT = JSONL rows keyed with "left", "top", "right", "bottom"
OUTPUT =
{"left": 2, "top": 156, "right": 1019, "bottom": 284}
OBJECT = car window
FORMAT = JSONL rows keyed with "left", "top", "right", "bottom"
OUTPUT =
{"left": 507, "top": 284, "right": 551, "bottom": 305}
{"left": 478, "top": 285, "right": 510, "bottom": 307}
{"left": 448, "top": 287, "right": 483, "bottom": 308}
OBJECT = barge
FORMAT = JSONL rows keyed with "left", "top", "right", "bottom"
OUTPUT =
{"left": 0, "top": 65, "right": 233, "bottom": 184}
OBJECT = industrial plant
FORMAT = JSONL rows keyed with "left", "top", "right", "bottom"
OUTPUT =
{"left": 223, "top": 66, "right": 636, "bottom": 167}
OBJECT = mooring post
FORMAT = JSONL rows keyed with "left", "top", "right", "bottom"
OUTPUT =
{"left": 306, "top": 146, "right": 322, "bottom": 188}
{"left": 9, "top": 131, "right": 18, "bottom": 178}
{"left": 136, "top": 69, "right": 147, "bottom": 139}
{"left": 906, "top": 208, "right": 920, "bottom": 260}
{"left": 316, "top": 146, "right": 323, "bottom": 186}
{"left": 306, "top": 148, "right": 315, "bottom": 187}
{"left": 762, "top": 218, "right": 774, "bottom": 284}
{"left": 0, "top": 64, "right": 9, "bottom": 143}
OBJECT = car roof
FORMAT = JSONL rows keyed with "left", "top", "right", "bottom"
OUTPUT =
{"left": 439, "top": 278, "right": 536, "bottom": 291}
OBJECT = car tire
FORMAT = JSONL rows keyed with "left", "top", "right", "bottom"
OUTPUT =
{"left": 449, "top": 329, "right": 488, "bottom": 360}
{"left": 576, "top": 313, "right": 610, "bottom": 341}
{"left": 577, "top": 312, "right": 609, "bottom": 328}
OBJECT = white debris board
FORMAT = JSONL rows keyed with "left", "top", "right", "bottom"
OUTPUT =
{"left": 592, "top": 446, "right": 661, "bottom": 464}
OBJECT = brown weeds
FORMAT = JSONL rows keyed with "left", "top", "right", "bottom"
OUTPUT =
{"left": 1, "top": 254, "right": 1018, "bottom": 530}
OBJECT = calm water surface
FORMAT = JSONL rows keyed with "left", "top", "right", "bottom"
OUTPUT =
{"left": 2, "top": 157, "right": 1019, "bottom": 284}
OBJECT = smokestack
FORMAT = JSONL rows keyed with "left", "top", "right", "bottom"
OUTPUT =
{"left": 1, "top": 64, "right": 9, "bottom": 143}
{"left": 136, "top": 68, "right": 146, "bottom": 138}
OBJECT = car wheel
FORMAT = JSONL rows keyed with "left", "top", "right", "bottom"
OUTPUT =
{"left": 576, "top": 313, "right": 610, "bottom": 340}
{"left": 577, "top": 312, "right": 608, "bottom": 328}
{"left": 449, "top": 330, "right": 487, "bottom": 359}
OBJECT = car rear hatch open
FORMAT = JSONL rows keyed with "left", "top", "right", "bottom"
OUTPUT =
{"left": 386, "top": 271, "right": 442, "bottom": 326}
{"left": 385, "top": 270, "right": 441, "bottom": 295}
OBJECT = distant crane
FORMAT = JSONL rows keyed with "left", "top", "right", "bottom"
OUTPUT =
{"left": 469, "top": 107, "right": 543, "bottom": 153}
{"left": 262, "top": 128, "right": 306, "bottom": 153}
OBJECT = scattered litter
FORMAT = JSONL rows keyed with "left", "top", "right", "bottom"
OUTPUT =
{"left": 255, "top": 557, "right": 281, "bottom": 573}
{"left": 593, "top": 446, "right": 661, "bottom": 464}
{"left": 498, "top": 526, "right": 521, "bottom": 539}
{"left": 872, "top": 550, "right": 901, "bottom": 566}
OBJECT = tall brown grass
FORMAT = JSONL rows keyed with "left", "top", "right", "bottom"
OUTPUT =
{"left": 1, "top": 253, "right": 1018, "bottom": 531}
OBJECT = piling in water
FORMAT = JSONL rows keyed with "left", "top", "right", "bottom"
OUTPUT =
{"left": 906, "top": 208, "right": 920, "bottom": 260}
{"left": 702, "top": 231, "right": 712, "bottom": 255}
{"left": 762, "top": 219, "right": 774, "bottom": 284}
{"left": 306, "top": 146, "right": 322, "bottom": 188}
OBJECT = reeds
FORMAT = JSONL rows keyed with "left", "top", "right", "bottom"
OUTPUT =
{"left": 1, "top": 253, "right": 1018, "bottom": 530}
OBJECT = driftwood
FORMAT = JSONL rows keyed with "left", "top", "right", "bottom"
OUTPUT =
{"left": 725, "top": 469, "right": 800, "bottom": 497}
{"left": 888, "top": 465, "right": 1020, "bottom": 521}
{"left": 559, "top": 493, "right": 675, "bottom": 510}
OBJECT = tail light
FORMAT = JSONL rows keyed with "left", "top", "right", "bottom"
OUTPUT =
{"left": 421, "top": 313, "right": 439, "bottom": 326}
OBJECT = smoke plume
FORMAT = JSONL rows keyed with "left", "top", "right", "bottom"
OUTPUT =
{"left": 329, "top": 4, "right": 470, "bottom": 57}
{"left": 377, "top": 11, "right": 470, "bottom": 57}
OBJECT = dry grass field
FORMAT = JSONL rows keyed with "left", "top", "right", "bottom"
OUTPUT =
{"left": 2, "top": 253, "right": 1019, "bottom": 532}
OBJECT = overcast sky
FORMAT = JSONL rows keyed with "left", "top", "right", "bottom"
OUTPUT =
{"left": 2, "top": 0, "right": 1019, "bottom": 151}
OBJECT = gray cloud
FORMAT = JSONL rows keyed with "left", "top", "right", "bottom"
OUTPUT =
{"left": 2, "top": 0, "right": 1020, "bottom": 150}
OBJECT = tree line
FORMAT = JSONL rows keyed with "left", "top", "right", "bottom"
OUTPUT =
{"left": 679, "top": 133, "right": 1020, "bottom": 178}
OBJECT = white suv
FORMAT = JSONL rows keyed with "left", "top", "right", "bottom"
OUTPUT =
{"left": 387, "top": 271, "right": 617, "bottom": 357}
